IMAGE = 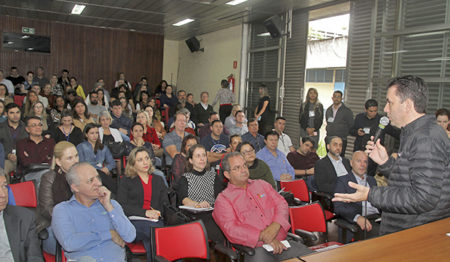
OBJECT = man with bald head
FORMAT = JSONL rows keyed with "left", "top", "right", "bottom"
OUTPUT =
{"left": 52, "top": 163, "right": 135, "bottom": 261}
{"left": 334, "top": 151, "right": 379, "bottom": 241}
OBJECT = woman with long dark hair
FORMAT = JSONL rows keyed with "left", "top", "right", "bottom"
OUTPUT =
{"left": 299, "top": 87, "right": 323, "bottom": 147}
{"left": 69, "top": 76, "right": 86, "bottom": 99}
{"left": 72, "top": 99, "right": 95, "bottom": 132}
{"left": 76, "top": 123, "right": 117, "bottom": 193}
{"left": 50, "top": 109, "right": 84, "bottom": 146}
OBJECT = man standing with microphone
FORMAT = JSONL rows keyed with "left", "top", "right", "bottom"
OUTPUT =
{"left": 333, "top": 75, "right": 450, "bottom": 235}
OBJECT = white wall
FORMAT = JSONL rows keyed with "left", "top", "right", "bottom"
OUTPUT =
{"left": 176, "top": 25, "right": 243, "bottom": 110}
{"left": 162, "top": 39, "right": 179, "bottom": 86}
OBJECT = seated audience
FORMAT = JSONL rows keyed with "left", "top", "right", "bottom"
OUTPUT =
{"left": 133, "top": 110, "right": 162, "bottom": 156}
{"left": 213, "top": 153, "right": 313, "bottom": 261}
{"left": 192, "top": 91, "right": 214, "bottom": 127}
{"left": 168, "top": 108, "right": 196, "bottom": 134}
{"left": 171, "top": 134, "right": 199, "bottom": 184}
{"left": 49, "top": 95, "right": 66, "bottom": 124}
{"left": 135, "top": 91, "right": 150, "bottom": 111}
{"left": 23, "top": 90, "right": 39, "bottom": 117}
{"left": 0, "top": 103, "right": 28, "bottom": 176}
{"left": 228, "top": 110, "right": 248, "bottom": 136}
{"left": 224, "top": 104, "right": 242, "bottom": 131}
{"left": 126, "top": 123, "right": 166, "bottom": 185}
{"left": 34, "top": 66, "right": 49, "bottom": 89}
{"left": 350, "top": 99, "right": 400, "bottom": 176}
{"left": 185, "top": 92, "right": 195, "bottom": 115}
{"left": 86, "top": 89, "right": 106, "bottom": 121}
{"left": 144, "top": 105, "right": 166, "bottom": 140}
{"left": 119, "top": 96, "right": 134, "bottom": 119}
{"left": 110, "top": 99, "right": 133, "bottom": 136}
{"left": 237, "top": 141, "right": 276, "bottom": 189}
{"left": 256, "top": 131, "right": 295, "bottom": 188}
{"left": 154, "top": 80, "right": 167, "bottom": 97}
{"left": 162, "top": 111, "right": 189, "bottom": 166}
{"left": 274, "top": 117, "right": 295, "bottom": 156}
{"left": 96, "top": 88, "right": 109, "bottom": 108}
{"left": 52, "top": 163, "right": 136, "bottom": 261}
{"left": 0, "top": 143, "right": 4, "bottom": 169}
{"left": 229, "top": 134, "right": 242, "bottom": 153}
{"left": 314, "top": 136, "right": 351, "bottom": 194}
{"left": 334, "top": 151, "right": 380, "bottom": 241}
{"left": 287, "top": 137, "right": 319, "bottom": 177}
{"left": 57, "top": 69, "right": 70, "bottom": 88}
{"left": 0, "top": 100, "right": 7, "bottom": 123}
{"left": 159, "top": 85, "right": 178, "bottom": 118}
{"left": 117, "top": 147, "right": 169, "bottom": 262}
{"left": 42, "top": 83, "right": 55, "bottom": 108}
{"left": 98, "top": 110, "right": 127, "bottom": 145}
{"left": 31, "top": 101, "right": 52, "bottom": 133}
{"left": 6, "top": 66, "right": 24, "bottom": 89}
{"left": 72, "top": 99, "right": 95, "bottom": 132}
{"left": 24, "top": 84, "right": 49, "bottom": 109}
{"left": 23, "top": 71, "right": 38, "bottom": 90}
{"left": 69, "top": 76, "right": 85, "bottom": 99}
{"left": 148, "top": 97, "right": 162, "bottom": 121}
{"left": 76, "top": 123, "right": 116, "bottom": 193}
{"left": 200, "top": 120, "right": 229, "bottom": 167}
{"left": 435, "top": 108, "right": 449, "bottom": 138}
{"left": 241, "top": 118, "right": 265, "bottom": 152}
{"left": 50, "top": 109, "right": 84, "bottom": 146}
{"left": 16, "top": 116, "right": 55, "bottom": 178}
{"left": 37, "top": 141, "right": 79, "bottom": 255}
{"left": 198, "top": 111, "right": 219, "bottom": 139}
{"left": 49, "top": 74, "right": 64, "bottom": 97}
{"left": 0, "top": 83, "right": 13, "bottom": 105}
{"left": 0, "top": 173, "right": 44, "bottom": 261}
{"left": 174, "top": 144, "right": 226, "bottom": 243}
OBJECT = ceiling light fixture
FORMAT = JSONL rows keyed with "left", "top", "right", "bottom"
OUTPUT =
{"left": 71, "top": 4, "right": 86, "bottom": 15}
{"left": 21, "top": 35, "right": 30, "bottom": 39}
{"left": 257, "top": 32, "right": 271, "bottom": 37}
{"left": 173, "top": 19, "right": 194, "bottom": 26}
{"left": 226, "top": 0, "right": 248, "bottom": 6}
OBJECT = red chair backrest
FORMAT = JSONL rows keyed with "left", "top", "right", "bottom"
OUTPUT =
{"left": 153, "top": 220, "right": 209, "bottom": 261}
{"left": 14, "top": 95, "right": 25, "bottom": 107}
{"left": 281, "top": 179, "right": 310, "bottom": 202}
{"left": 9, "top": 181, "right": 37, "bottom": 207}
{"left": 289, "top": 203, "right": 327, "bottom": 233}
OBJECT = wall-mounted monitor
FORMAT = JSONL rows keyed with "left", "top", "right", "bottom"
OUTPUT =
{"left": 2, "top": 32, "right": 51, "bottom": 53}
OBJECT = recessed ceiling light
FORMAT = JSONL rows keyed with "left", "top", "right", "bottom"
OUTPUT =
{"left": 129, "top": 29, "right": 136, "bottom": 32}
{"left": 21, "top": 35, "right": 30, "bottom": 39}
{"left": 27, "top": 47, "right": 34, "bottom": 51}
{"left": 226, "top": 0, "right": 248, "bottom": 6}
{"left": 173, "top": 18, "right": 195, "bottom": 26}
{"left": 71, "top": 4, "right": 86, "bottom": 15}
{"left": 7, "top": 41, "right": 14, "bottom": 44}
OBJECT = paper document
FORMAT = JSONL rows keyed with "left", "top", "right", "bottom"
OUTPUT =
{"left": 263, "top": 240, "right": 291, "bottom": 252}
{"left": 178, "top": 205, "right": 214, "bottom": 212}
{"left": 128, "top": 216, "right": 159, "bottom": 222}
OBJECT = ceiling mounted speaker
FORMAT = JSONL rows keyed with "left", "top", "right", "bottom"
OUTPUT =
{"left": 185, "top": 37, "right": 204, "bottom": 52}
{"left": 263, "top": 15, "right": 283, "bottom": 38}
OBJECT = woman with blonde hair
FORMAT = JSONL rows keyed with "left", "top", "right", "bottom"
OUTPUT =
{"left": 117, "top": 147, "right": 168, "bottom": 262}
{"left": 23, "top": 90, "right": 39, "bottom": 117}
{"left": 36, "top": 141, "right": 79, "bottom": 255}
{"left": 299, "top": 87, "right": 323, "bottom": 147}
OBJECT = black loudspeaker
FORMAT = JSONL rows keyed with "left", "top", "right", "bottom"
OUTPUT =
{"left": 263, "top": 15, "right": 283, "bottom": 38}
{"left": 185, "top": 37, "right": 202, "bottom": 52}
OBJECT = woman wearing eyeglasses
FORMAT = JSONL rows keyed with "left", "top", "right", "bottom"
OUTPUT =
{"left": 237, "top": 141, "right": 276, "bottom": 189}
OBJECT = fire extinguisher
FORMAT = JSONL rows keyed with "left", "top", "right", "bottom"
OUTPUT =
{"left": 227, "top": 74, "right": 235, "bottom": 93}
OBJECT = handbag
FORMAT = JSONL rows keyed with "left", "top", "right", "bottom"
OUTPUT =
{"left": 104, "top": 140, "right": 125, "bottom": 159}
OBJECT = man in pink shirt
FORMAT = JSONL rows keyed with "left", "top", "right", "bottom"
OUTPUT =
{"left": 213, "top": 152, "right": 312, "bottom": 261}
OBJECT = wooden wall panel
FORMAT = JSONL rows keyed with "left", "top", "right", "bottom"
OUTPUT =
{"left": 0, "top": 15, "right": 164, "bottom": 93}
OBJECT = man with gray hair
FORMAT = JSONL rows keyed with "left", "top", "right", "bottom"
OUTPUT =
{"left": 213, "top": 152, "right": 313, "bottom": 261}
{"left": 52, "top": 162, "right": 135, "bottom": 261}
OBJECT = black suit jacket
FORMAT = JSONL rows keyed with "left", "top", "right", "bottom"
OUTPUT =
{"left": 4, "top": 205, "right": 44, "bottom": 262}
{"left": 314, "top": 155, "right": 352, "bottom": 194}
{"left": 334, "top": 172, "right": 378, "bottom": 222}
{"left": 117, "top": 174, "right": 169, "bottom": 217}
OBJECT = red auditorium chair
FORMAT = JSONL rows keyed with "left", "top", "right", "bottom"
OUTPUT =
{"left": 8, "top": 181, "right": 37, "bottom": 207}
{"left": 281, "top": 179, "right": 311, "bottom": 204}
{"left": 289, "top": 202, "right": 343, "bottom": 252}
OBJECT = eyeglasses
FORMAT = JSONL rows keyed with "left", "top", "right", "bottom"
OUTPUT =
{"left": 241, "top": 149, "right": 255, "bottom": 155}
{"left": 28, "top": 123, "right": 43, "bottom": 128}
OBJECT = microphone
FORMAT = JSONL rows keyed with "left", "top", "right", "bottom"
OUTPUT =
{"left": 372, "top": 116, "right": 390, "bottom": 143}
